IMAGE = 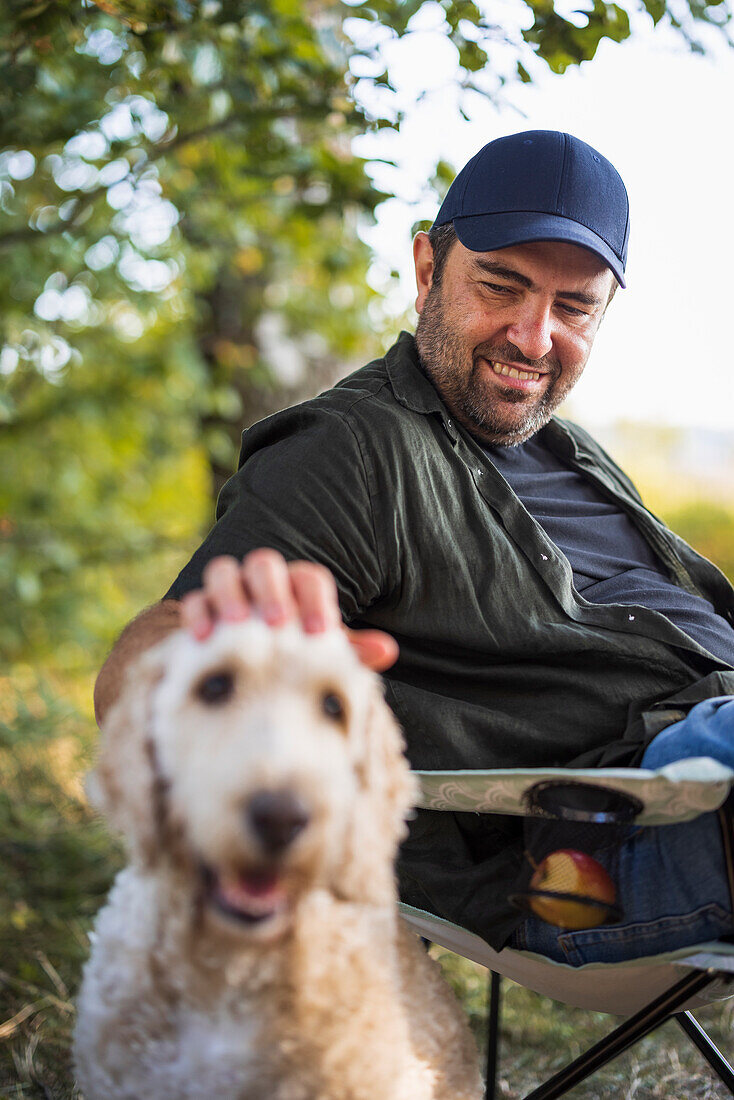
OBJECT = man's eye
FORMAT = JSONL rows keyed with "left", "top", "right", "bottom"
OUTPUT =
{"left": 482, "top": 281, "right": 512, "bottom": 294}
{"left": 558, "top": 303, "right": 588, "bottom": 318}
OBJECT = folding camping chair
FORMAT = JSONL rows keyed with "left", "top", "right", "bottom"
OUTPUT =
{"left": 400, "top": 759, "right": 734, "bottom": 1099}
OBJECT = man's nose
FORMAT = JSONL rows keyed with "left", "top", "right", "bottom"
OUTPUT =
{"left": 505, "top": 304, "right": 554, "bottom": 362}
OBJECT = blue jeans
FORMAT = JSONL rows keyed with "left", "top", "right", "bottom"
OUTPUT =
{"left": 510, "top": 696, "right": 734, "bottom": 965}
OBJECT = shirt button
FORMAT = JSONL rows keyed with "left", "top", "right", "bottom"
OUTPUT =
{"left": 475, "top": 468, "right": 482, "bottom": 477}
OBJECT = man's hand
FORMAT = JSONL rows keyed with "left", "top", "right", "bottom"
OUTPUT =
{"left": 179, "top": 550, "right": 399, "bottom": 673}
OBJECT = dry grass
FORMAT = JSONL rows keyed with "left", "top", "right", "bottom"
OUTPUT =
{"left": 0, "top": 670, "right": 121, "bottom": 1099}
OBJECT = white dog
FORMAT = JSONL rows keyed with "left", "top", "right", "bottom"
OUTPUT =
{"left": 74, "top": 620, "right": 482, "bottom": 1100}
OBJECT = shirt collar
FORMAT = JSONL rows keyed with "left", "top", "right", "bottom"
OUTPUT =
{"left": 385, "top": 332, "right": 458, "bottom": 441}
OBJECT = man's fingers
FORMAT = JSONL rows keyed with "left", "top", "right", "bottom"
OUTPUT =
{"left": 180, "top": 589, "right": 216, "bottom": 641}
{"left": 289, "top": 561, "right": 342, "bottom": 634}
{"left": 202, "top": 556, "right": 251, "bottom": 623}
{"left": 183, "top": 552, "right": 358, "bottom": 652}
{"left": 182, "top": 554, "right": 399, "bottom": 670}
{"left": 347, "top": 629, "right": 400, "bottom": 671}
{"left": 182, "top": 555, "right": 252, "bottom": 640}
{"left": 241, "top": 548, "right": 298, "bottom": 626}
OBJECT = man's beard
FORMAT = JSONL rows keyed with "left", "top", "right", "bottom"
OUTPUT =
{"left": 415, "top": 284, "right": 575, "bottom": 447}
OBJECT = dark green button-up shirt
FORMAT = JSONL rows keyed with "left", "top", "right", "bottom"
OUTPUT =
{"left": 167, "top": 332, "right": 734, "bottom": 948}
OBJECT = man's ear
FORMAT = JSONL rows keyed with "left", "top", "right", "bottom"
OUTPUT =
{"left": 413, "top": 232, "right": 435, "bottom": 315}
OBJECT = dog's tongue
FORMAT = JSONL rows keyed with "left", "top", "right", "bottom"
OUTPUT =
{"left": 217, "top": 870, "right": 286, "bottom": 916}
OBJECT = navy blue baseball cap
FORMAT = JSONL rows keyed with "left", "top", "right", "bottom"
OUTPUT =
{"left": 433, "top": 130, "right": 629, "bottom": 287}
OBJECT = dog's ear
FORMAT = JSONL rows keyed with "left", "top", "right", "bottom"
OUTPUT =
{"left": 359, "top": 686, "right": 418, "bottom": 834}
{"left": 88, "top": 642, "right": 169, "bottom": 866}
{"left": 338, "top": 684, "right": 418, "bottom": 903}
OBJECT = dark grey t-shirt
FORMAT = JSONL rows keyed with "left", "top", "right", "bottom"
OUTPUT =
{"left": 483, "top": 435, "right": 734, "bottom": 667}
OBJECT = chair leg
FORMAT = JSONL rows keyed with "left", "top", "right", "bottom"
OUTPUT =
{"left": 485, "top": 971, "right": 502, "bottom": 1100}
{"left": 522, "top": 969, "right": 718, "bottom": 1100}
{"left": 675, "top": 1011, "right": 734, "bottom": 1095}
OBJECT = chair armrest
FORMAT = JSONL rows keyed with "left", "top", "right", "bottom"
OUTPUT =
{"left": 414, "top": 758, "right": 734, "bottom": 825}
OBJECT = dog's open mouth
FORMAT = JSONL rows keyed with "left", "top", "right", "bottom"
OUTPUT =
{"left": 203, "top": 866, "right": 289, "bottom": 926}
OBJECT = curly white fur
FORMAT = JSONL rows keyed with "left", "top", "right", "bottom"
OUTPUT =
{"left": 74, "top": 621, "right": 482, "bottom": 1099}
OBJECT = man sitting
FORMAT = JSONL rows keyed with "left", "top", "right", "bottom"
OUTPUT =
{"left": 95, "top": 130, "right": 734, "bottom": 965}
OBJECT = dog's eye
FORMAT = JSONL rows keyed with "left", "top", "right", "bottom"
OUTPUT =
{"left": 196, "top": 671, "right": 235, "bottom": 705}
{"left": 321, "top": 692, "right": 346, "bottom": 724}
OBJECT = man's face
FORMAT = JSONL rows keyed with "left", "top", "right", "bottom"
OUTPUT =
{"left": 413, "top": 235, "right": 616, "bottom": 447}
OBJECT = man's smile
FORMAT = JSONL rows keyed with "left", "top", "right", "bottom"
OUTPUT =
{"left": 478, "top": 356, "right": 550, "bottom": 393}
{"left": 489, "top": 360, "right": 541, "bottom": 381}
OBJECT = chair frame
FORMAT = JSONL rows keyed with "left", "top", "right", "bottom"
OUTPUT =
{"left": 483, "top": 957, "right": 734, "bottom": 1099}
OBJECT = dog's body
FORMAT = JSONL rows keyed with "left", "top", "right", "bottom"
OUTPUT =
{"left": 74, "top": 622, "right": 482, "bottom": 1099}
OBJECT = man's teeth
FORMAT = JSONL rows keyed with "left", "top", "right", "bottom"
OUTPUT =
{"left": 490, "top": 361, "right": 540, "bottom": 381}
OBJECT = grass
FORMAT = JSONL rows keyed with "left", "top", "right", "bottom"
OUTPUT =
{"left": 0, "top": 669, "right": 122, "bottom": 1100}
{"left": 1, "top": 669, "right": 733, "bottom": 1099}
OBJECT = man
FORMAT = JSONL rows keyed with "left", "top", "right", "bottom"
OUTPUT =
{"left": 95, "top": 131, "right": 734, "bottom": 964}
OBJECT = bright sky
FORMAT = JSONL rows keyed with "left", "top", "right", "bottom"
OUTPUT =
{"left": 352, "top": 6, "right": 734, "bottom": 432}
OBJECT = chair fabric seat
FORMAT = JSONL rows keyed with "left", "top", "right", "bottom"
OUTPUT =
{"left": 400, "top": 903, "right": 734, "bottom": 1016}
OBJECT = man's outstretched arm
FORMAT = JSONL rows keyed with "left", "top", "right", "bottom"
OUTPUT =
{"left": 93, "top": 551, "right": 398, "bottom": 728}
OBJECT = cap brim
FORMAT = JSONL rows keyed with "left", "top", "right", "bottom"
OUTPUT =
{"left": 452, "top": 211, "right": 626, "bottom": 288}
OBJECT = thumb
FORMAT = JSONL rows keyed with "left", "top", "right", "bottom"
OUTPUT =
{"left": 346, "top": 628, "right": 399, "bottom": 672}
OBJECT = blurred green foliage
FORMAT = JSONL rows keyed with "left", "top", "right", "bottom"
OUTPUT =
{"left": 1, "top": 0, "right": 393, "bottom": 666}
{"left": 662, "top": 502, "right": 734, "bottom": 584}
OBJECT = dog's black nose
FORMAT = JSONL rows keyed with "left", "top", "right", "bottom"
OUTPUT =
{"left": 247, "top": 790, "right": 310, "bottom": 853}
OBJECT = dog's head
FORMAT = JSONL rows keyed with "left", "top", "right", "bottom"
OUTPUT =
{"left": 91, "top": 620, "right": 417, "bottom": 939}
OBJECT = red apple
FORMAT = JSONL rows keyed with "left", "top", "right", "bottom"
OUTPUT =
{"left": 528, "top": 849, "right": 616, "bottom": 930}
